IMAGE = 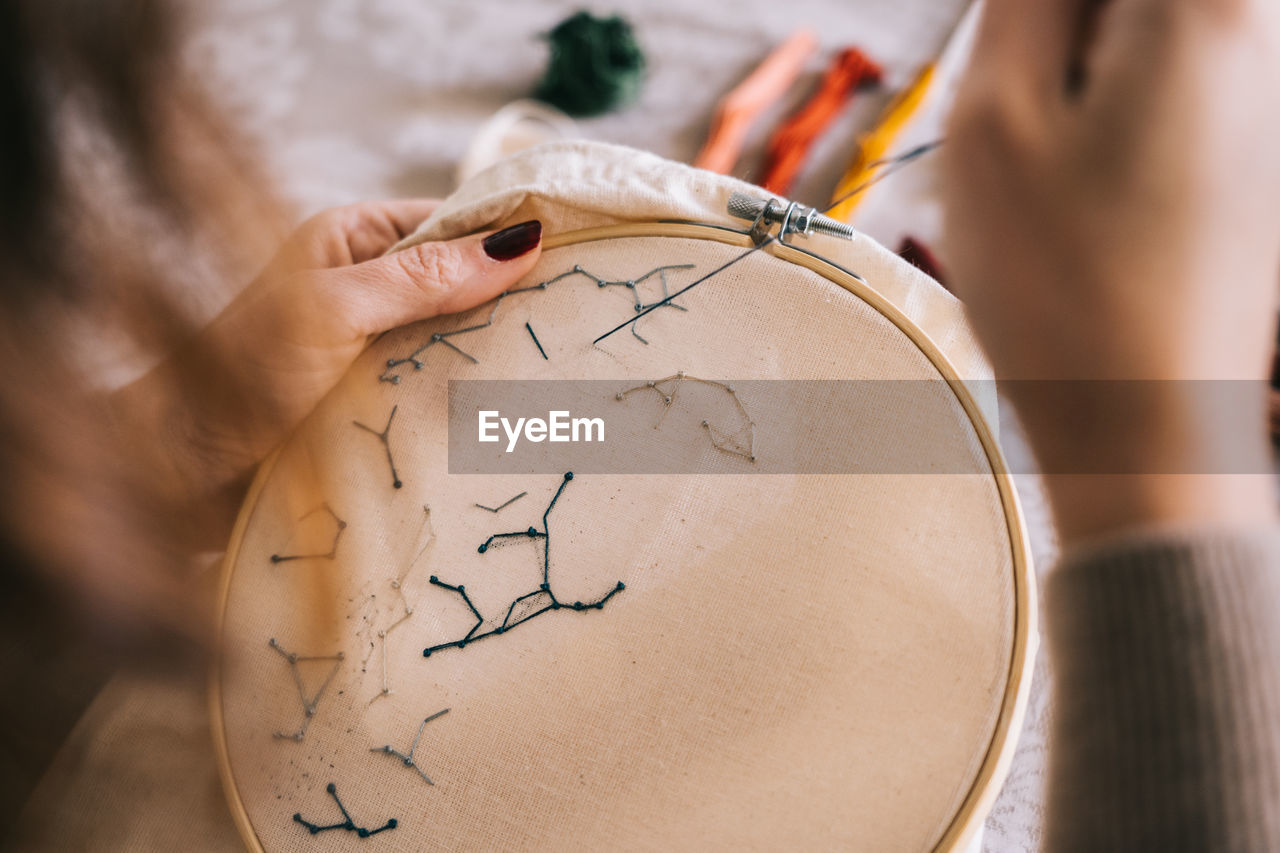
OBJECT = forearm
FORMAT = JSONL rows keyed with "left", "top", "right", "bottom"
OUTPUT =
{"left": 108, "top": 353, "right": 254, "bottom": 553}
{"left": 1045, "top": 527, "right": 1280, "bottom": 850}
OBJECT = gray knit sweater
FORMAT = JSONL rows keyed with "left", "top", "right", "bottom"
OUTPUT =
{"left": 1045, "top": 529, "right": 1280, "bottom": 851}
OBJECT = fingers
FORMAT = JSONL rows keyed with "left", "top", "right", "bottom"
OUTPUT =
{"left": 1083, "top": 0, "right": 1280, "bottom": 130}
{"left": 374, "top": 199, "right": 444, "bottom": 238}
{"left": 966, "top": 0, "right": 1085, "bottom": 99}
{"left": 949, "top": 0, "right": 1089, "bottom": 166}
{"left": 1087, "top": 0, "right": 1280, "bottom": 86}
{"left": 315, "top": 220, "right": 543, "bottom": 338}
{"left": 334, "top": 199, "right": 443, "bottom": 265}
{"left": 284, "top": 200, "right": 444, "bottom": 270}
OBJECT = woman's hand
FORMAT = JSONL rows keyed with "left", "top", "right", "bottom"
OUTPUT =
{"left": 942, "top": 0, "right": 1280, "bottom": 544}
{"left": 114, "top": 202, "right": 542, "bottom": 543}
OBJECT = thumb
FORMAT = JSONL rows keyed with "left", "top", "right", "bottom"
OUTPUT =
{"left": 318, "top": 220, "right": 543, "bottom": 337}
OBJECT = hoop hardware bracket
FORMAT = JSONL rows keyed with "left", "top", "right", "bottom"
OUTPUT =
{"left": 726, "top": 192, "right": 859, "bottom": 246}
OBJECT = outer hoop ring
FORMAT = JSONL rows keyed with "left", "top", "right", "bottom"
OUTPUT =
{"left": 210, "top": 222, "right": 1037, "bottom": 853}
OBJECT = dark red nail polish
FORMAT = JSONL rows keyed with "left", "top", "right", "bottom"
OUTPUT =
{"left": 483, "top": 220, "right": 542, "bottom": 261}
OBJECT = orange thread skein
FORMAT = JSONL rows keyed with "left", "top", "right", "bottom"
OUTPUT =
{"left": 759, "top": 47, "right": 882, "bottom": 196}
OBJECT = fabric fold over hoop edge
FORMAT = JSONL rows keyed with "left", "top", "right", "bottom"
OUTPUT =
{"left": 387, "top": 139, "right": 996, "bottom": 426}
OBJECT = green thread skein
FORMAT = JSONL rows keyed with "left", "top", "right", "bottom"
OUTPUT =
{"left": 534, "top": 11, "right": 645, "bottom": 117}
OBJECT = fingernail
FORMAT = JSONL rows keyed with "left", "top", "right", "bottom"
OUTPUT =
{"left": 483, "top": 220, "right": 542, "bottom": 261}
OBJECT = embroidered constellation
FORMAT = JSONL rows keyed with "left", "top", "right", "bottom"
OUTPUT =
{"left": 379, "top": 264, "right": 696, "bottom": 383}
{"left": 270, "top": 503, "right": 347, "bottom": 564}
{"left": 370, "top": 708, "right": 450, "bottom": 785}
{"left": 268, "top": 638, "right": 344, "bottom": 742}
{"left": 369, "top": 506, "right": 434, "bottom": 704}
{"left": 594, "top": 243, "right": 775, "bottom": 344}
{"left": 424, "top": 473, "right": 625, "bottom": 658}
{"left": 560, "top": 263, "right": 694, "bottom": 345}
{"left": 353, "top": 405, "right": 404, "bottom": 489}
{"left": 293, "top": 783, "right": 397, "bottom": 838}
{"left": 615, "top": 371, "right": 756, "bottom": 461}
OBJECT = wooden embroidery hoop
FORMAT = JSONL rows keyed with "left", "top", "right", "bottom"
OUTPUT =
{"left": 211, "top": 221, "right": 1036, "bottom": 852}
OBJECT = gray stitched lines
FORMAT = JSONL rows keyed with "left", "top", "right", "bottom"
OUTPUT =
{"left": 268, "top": 638, "right": 344, "bottom": 742}
{"left": 379, "top": 276, "right": 549, "bottom": 382}
{"left": 270, "top": 504, "right": 347, "bottom": 564}
{"left": 424, "top": 473, "right": 624, "bottom": 658}
{"left": 556, "top": 263, "right": 694, "bottom": 344}
{"left": 379, "top": 264, "right": 697, "bottom": 383}
{"left": 353, "top": 405, "right": 403, "bottom": 489}
{"left": 474, "top": 491, "right": 527, "bottom": 513}
{"left": 370, "top": 708, "right": 450, "bottom": 785}
{"left": 615, "top": 372, "right": 757, "bottom": 461}
{"left": 370, "top": 506, "right": 434, "bottom": 704}
{"left": 594, "top": 238, "right": 777, "bottom": 345}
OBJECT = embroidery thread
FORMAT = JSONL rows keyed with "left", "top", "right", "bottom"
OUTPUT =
{"left": 268, "top": 638, "right": 344, "bottom": 742}
{"left": 424, "top": 473, "right": 625, "bottom": 658}
{"left": 474, "top": 491, "right": 527, "bottom": 513}
{"left": 380, "top": 264, "right": 697, "bottom": 383}
{"left": 525, "top": 322, "right": 549, "bottom": 360}
{"left": 615, "top": 372, "right": 757, "bottom": 461}
{"left": 270, "top": 503, "right": 347, "bottom": 564}
{"left": 353, "top": 405, "right": 404, "bottom": 489}
{"left": 294, "top": 783, "right": 397, "bottom": 838}
{"left": 370, "top": 708, "right": 450, "bottom": 785}
{"left": 370, "top": 506, "right": 434, "bottom": 703}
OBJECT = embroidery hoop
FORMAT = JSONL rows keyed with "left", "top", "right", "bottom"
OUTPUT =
{"left": 211, "top": 219, "right": 1036, "bottom": 852}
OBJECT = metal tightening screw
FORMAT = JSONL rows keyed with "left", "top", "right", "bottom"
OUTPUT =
{"left": 727, "top": 192, "right": 859, "bottom": 242}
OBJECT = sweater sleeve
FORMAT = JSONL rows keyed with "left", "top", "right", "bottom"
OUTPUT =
{"left": 1044, "top": 528, "right": 1280, "bottom": 851}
